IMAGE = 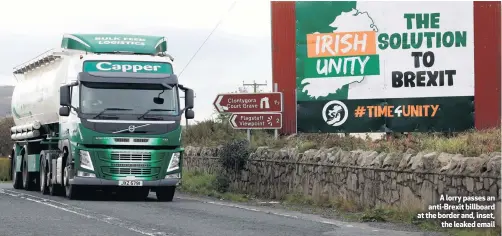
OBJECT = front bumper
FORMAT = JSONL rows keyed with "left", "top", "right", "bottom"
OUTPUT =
{"left": 76, "top": 147, "right": 183, "bottom": 181}
{"left": 70, "top": 177, "right": 180, "bottom": 187}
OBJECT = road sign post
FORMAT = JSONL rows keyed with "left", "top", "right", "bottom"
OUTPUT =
{"left": 273, "top": 83, "right": 279, "bottom": 140}
{"left": 213, "top": 92, "right": 283, "bottom": 142}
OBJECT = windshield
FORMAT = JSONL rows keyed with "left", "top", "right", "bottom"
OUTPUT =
{"left": 79, "top": 82, "right": 179, "bottom": 117}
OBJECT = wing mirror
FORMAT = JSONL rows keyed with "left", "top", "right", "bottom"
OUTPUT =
{"left": 185, "top": 109, "right": 194, "bottom": 120}
{"left": 59, "top": 106, "right": 70, "bottom": 116}
{"left": 60, "top": 85, "right": 71, "bottom": 106}
{"left": 185, "top": 89, "right": 194, "bottom": 109}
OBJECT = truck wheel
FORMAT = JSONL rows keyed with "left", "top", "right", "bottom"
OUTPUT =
{"left": 40, "top": 158, "right": 49, "bottom": 195}
{"left": 22, "top": 158, "right": 36, "bottom": 191}
{"left": 64, "top": 165, "right": 81, "bottom": 200}
{"left": 12, "top": 157, "right": 22, "bottom": 189}
{"left": 156, "top": 186, "right": 176, "bottom": 202}
{"left": 65, "top": 184, "right": 81, "bottom": 200}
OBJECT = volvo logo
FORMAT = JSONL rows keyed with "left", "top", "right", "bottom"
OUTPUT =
{"left": 112, "top": 124, "right": 151, "bottom": 134}
{"left": 128, "top": 125, "right": 136, "bottom": 132}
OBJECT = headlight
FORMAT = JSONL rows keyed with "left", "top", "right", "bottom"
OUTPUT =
{"left": 165, "top": 173, "right": 180, "bottom": 179}
{"left": 79, "top": 150, "right": 94, "bottom": 171}
{"left": 166, "top": 152, "right": 180, "bottom": 173}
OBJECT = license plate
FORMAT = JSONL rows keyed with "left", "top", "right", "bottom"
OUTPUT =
{"left": 118, "top": 180, "right": 143, "bottom": 186}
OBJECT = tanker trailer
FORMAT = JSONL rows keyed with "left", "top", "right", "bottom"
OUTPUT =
{"left": 9, "top": 33, "right": 195, "bottom": 201}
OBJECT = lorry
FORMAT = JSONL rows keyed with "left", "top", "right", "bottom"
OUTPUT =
{"left": 8, "top": 33, "right": 195, "bottom": 201}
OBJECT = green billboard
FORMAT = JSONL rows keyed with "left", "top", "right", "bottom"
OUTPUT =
{"left": 295, "top": 1, "right": 475, "bottom": 133}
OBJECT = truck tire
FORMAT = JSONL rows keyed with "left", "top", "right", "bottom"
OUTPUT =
{"left": 64, "top": 162, "right": 82, "bottom": 200}
{"left": 65, "top": 184, "right": 81, "bottom": 200}
{"left": 40, "top": 158, "right": 49, "bottom": 195}
{"left": 156, "top": 186, "right": 176, "bottom": 202}
{"left": 22, "top": 158, "right": 36, "bottom": 191}
{"left": 12, "top": 157, "right": 22, "bottom": 189}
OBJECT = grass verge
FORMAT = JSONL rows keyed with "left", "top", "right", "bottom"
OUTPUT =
{"left": 359, "top": 207, "right": 501, "bottom": 236}
{"left": 179, "top": 170, "right": 249, "bottom": 202}
{"left": 180, "top": 170, "right": 501, "bottom": 236}
{"left": 183, "top": 119, "right": 501, "bottom": 156}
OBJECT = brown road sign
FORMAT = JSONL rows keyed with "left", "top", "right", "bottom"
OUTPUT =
{"left": 213, "top": 92, "right": 282, "bottom": 113}
{"left": 229, "top": 113, "right": 282, "bottom": 129}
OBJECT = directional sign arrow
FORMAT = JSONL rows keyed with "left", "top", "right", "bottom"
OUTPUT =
{"left": 230, "top": 113, "right": 238, "bottom": 127}
{"left": 213, "top": 95, "right": 227, "bottom": 113}
{"left": 229, "top": 113, "right": 282, "bottom": 129}
{"left": 213, "top": 92, "right": 282, "bottom": 113}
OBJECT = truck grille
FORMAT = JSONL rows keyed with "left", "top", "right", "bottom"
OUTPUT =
{"left": 110, "top": 152, "right": 151, "bottom": 161}
{"left": 133, "top": 138, "right": 149, "bottom": 142}
{"left": 114, "top": 138, "right": 129, "bottom": 143}
{"left": 111, "top": 163, "right": 150, "bottom": 168}
{"left": 109, "top": 167, "right": 152, "bottom": 175}
{"left": 101, "top": 166, "right": 160, "bottom": 177}
{"left": 113, "top": 138, "right": 150, "bottom": 143}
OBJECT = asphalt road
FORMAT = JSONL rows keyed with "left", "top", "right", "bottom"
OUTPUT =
{"left": 0, "top": 183, "right": 432, "bottom": 236}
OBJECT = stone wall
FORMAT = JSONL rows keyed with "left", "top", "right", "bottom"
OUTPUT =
{"left": 184, "top": 146, "right": 502, "bottom": 226}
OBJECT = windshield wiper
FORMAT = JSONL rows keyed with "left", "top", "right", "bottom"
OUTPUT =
{"left": 137, "top": 109, "right": 175, "bottom": 120}
{"left": 92, "top": 108, "right": 133, "bottom": 119}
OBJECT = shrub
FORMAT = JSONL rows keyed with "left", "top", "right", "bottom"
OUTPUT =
{"left": 0, "top": 158, "right": 10, "bottom": 181}
{"left": 214, "top": 174, "right": 230, "bottom": 193}
{"left": 0, "top": 116, "right": 14, "bottom": 157}
{"left": 180, "top": 170, "right": 249, "bottom": 202}
{"left": 219, "top": 139, "right": 251, "bottom": 172}
{"left": 360, "top": 208, "right": 390, "bottom": 222}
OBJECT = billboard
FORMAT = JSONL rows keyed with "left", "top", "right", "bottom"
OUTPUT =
{"left": 295, "top": 1, "right": 475, "bottom": 133}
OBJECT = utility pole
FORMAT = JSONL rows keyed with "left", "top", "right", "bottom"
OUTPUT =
{"left": 242, "top": 80, "right": 268, "bottom": 141}
{"left": 242, "top": 80, "right": 267, "bottom": 93}
{"left": 180, "top": 93, "right": 196, "bottom": 127}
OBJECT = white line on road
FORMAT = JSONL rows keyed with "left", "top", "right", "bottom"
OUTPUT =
{"left": 176, "top": 195, "right": 362, "bottom": 228}
{"left": 0, "top": 189, "right": 420, "bottom": 236}
{"left": 174, "top": 196, "right": 425, "bottom": 236}
{"left": 175, "top": 197, "right": 429, "bottom": 235}
{"left": 0, "top": 189, "right": 171, "bottom": 236}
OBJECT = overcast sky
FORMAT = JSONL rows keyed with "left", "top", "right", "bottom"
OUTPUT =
{"left": 0, "top": 0, "right": 272, "bottom": 124}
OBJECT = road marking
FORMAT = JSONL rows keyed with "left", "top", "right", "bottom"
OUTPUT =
{"left": 0, "top": 189, "right": 171, "bottom": 236}
{"left": 175, "top": 196, "right": 421, "bottom": 235}
{"left": 0, "top": 189, "right": 418, "bottom": 235}
{"left": 176, "top": 196, "right": 347, "bottom": 226}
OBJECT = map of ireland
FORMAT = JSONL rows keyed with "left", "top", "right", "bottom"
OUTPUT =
{"left": 301, "top": 8, "right": 380, "bottom": 99}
